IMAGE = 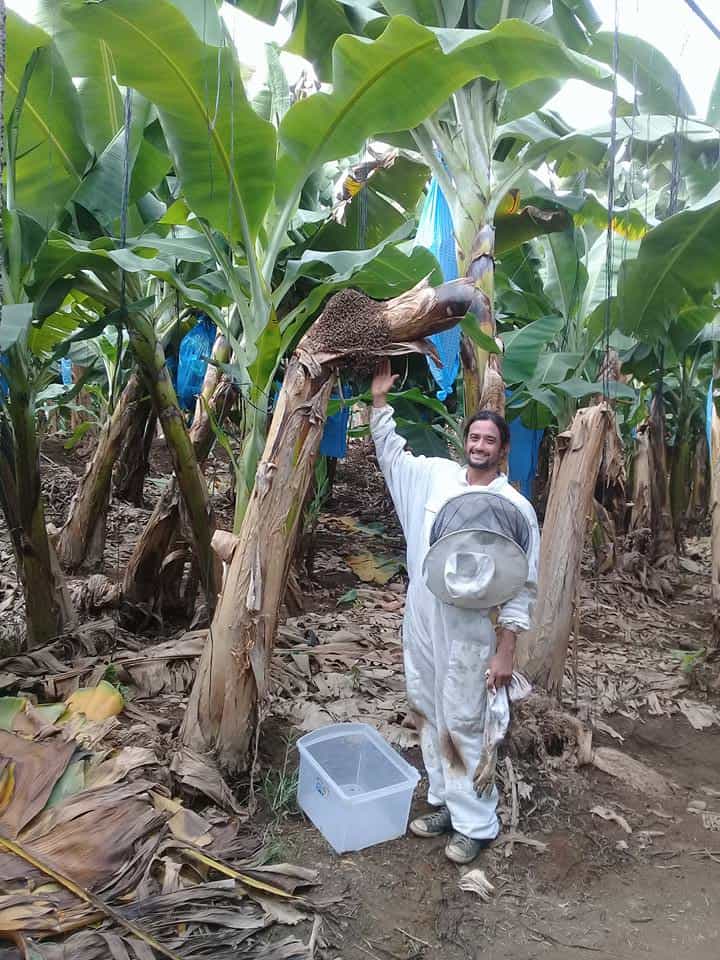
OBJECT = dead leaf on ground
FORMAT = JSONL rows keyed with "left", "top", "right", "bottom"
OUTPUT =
{"left": 677, "top": 699, "right": 720, "bottom": 731}
{"left": 0, "top": 731, "right": 76, "bottom": 838}
{"left": 592, "top": 746, "right": 673, "bottom": 796}
{"left": 346, "top": 552, "right": 403, "bottom": 585}
{"left": 591, "top": 805, "right": 632, "bottom": 833}
{"left": 65, "top": 681, "right": 124, "bottom": 721}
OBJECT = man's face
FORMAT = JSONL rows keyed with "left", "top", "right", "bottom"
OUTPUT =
{"left": 465, "top": 419, "right": 505, "bottom": 471}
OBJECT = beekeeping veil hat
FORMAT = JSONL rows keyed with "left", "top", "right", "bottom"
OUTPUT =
{"left": 422, "top": 490, "right": 530, "bottom": 609}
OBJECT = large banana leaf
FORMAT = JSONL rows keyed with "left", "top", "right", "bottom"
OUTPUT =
{"left": 38, "top": 0, "right": 124, "bottom": 155}
{"left": 74, "top": 93, "right": 170, "bottom": 229}
{"left": 615, "top": 184, "right": 720, "bottom": 339}
{"left": 62, "top": 0, "right": 276, "bottom": 244}
{"left": 708, "top": 68, "right": 720, "bottom": 130}
{"left": 535, "top": 230, "right": 585, "bottom": 322}
{"left": 277, "top": 16, "right": 608, "bottom": 205}
{"left": 591, "top": 32, "right": 693, "bottom": 117}
{"left": 226, "top": 0, "right": 283, "bottom": 25}
{"left": 6, "top": 12, "right": 90, "bottom": 225}
{"left": 285, "top": 0, "right": 358, "bottom": 81}
{"left": 501, "top": 314, "right": 565, "bottom": 382}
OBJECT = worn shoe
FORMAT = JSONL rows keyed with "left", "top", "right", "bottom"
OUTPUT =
{"left": 409, "top": 805, "right": 452, "bottom": 837}
{"left": 445, "top": 831, "right": 491, "bottom": 864}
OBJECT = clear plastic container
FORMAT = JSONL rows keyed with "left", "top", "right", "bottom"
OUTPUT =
{"left": 297, "top": 722, "right": 420, "bottom": 853}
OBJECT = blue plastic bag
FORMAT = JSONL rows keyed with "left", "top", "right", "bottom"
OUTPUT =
{"left": 414, "top": 177, "right": 460, "bottom": 400}
{"left": 0, "top": 354, "right": 8, "bottom": 400}
{"left": 320, "top": 384, "right": 352, "bottom": 459}
{"left": 176, "top": 315, "right": 216, "bottom": 410}
{"left": 60, "top": 357, "right": 74, "bottom": 387}
{"left": 707, "top": 378, "right": 714, "bottom": 455}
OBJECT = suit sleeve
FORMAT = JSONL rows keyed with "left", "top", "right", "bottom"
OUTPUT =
{"left": 497, "top": 502, "right": 540, "bottom": 633}
{"left": 369, "top": 404, "right": 435, "bottom": 537}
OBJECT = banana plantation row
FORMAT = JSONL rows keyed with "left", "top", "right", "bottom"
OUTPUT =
{"left": 1, "top": 0, "right": 719, "bottom": 775}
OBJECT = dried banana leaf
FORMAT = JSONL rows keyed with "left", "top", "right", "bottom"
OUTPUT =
{"left": 0, "top": 732, "right": 76, "bottom": 838}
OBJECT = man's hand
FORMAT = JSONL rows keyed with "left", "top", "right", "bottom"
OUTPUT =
{"left": 371, "top": 359, "right": 399, "bottom": 408}
{"left": 487, "top": 628, "right": 516, "bottom": 690}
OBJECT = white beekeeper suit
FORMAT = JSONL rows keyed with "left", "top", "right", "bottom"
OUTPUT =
{"left": 370, "top": 404, "right": 540, "bottom": 840}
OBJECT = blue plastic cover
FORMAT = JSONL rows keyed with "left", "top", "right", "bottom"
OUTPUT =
{"left": 507, "top": 397, "right": 543, "bottom": 500}
{"left": 60, "top": 357, "right": 74, "bottom": 386}
{"left": 414, "top": 177, "right": 460, "bottom": 400}
{"left": 320, "top": 384, "right": 352, "bottom": 459}
{"left": 708, "top": 378, "right": 714, "bottom": 455}
{"left": 0, "top": 355, "right": 8, "bottom": 399}
{"left": 176, "top": 315, "right": 216, "bottom": 410}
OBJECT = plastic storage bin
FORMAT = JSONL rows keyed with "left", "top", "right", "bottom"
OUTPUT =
{"left": 297, "top": 722, "right": 420, "bottom": 853}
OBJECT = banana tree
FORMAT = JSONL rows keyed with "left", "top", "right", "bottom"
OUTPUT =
{"left": 0, "top": 9, "right": 95, "bottom": 646}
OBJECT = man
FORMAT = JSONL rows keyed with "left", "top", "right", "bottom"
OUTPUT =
{"left": 369, "top": 360, "right": 540, "bottom": 864}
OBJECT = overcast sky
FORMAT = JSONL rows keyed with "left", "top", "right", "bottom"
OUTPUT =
{"left": 8, "top": 0, "right": 719, "bottom": 126}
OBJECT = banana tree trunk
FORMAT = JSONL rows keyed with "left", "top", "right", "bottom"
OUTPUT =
{"left": 648, "top": 393, "right": 675, "bottom": 560}
{"left": 57, "top": 372, "right": 144, "bottom": 570}
{"left": 126, "top": 315, "right": 220, "bottom": 608}
{"left": 669, "top": 435, "right": 692, "bottom": 541}
{"left": 181, "top": 275, "right": 490, "bottom": 774}
{"left": 688, "top": 433, "right": 709, "bottom": 528}
{"left": 0, "top": 421, "right": 22, "bottom": 562}
{"left": 6, "top": 378, "right": 75, "bottom": 647}
{"left": 629, "top": 421, "right": 652, "bottom": 533}
{"left": 711, "top": 400, "right": 720, "bottom": 648}
{"left": 517, "top": 404, "right": 622, "bottom": 696}
{"left": 461, "top": 225, "right": 502, "bottom": 416}
{"left": 114, "top": 389, "right": 156, "bottom": 506}
{"left": 123, "top": 336, "right": 232, "bottom": 611}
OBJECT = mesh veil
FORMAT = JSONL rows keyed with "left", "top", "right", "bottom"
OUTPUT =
{"left": 429, "top": 491, "right": 531, "bottom": 554}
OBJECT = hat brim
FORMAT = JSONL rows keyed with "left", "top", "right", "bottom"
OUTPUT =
{"left": 422, "top": 528, "right": 529, "bottom": 609}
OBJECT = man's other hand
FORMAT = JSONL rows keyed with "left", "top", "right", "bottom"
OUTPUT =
{"left": 487, "top": 628, "right": 516, "bottom": 690}
{"left": 371, "top": 359, "right": 399, "bottom": 408}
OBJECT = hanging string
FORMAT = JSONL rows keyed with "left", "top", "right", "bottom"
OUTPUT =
{"left": 601, "top": 0, "right": 621, "bottom": 406}
{"left": 111, "top": 87, "right": 133, "bottom": 411}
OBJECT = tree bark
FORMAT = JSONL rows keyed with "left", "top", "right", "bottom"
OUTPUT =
{"left": 462, "top": 225, "right": 498, "bottom": 415}
{"left": 57, "top": 373, "right": 144, "bottom": 570}
{"left": 6, "top": 379, "right": 75, "bottom": 647}
{"left": 669, "top": 435, "right": 692, "bottom": 541}
{"left": 629, "top": 421, "right": 652, "bottom": 534}
{"left": 711, "top": 400, "right": 720, "bottom": 648}
{"left": 181, "top": 275, "right": 490, "bottom": 773}
{"left": 114, "top": 389, "right": 156, "bottom": 506}
{"left": 648, "top": 393, "right": 676, "bottom": 560}
{"left": 126, "top": 315, "right": 220, "bottom": 609}
{"left": 687, "top": 433, "right": 709, "bottom": 529}
{"left": 517, "top": 404, "right": 622, "bottom": 696}
{"left": 122, "top": 336, "right": 232, "bottom": 612}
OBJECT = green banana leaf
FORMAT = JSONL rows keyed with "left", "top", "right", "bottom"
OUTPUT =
{"left": 226, "top": 0, "right": 283, "bottom": 25}
{"left": 277, "top": 16, "right": 608, "bottom": 206}
{"left": 615, "top": 184, "right": 720, "bottom": 339}
{"left": 591, "top": 31, "right": 693, "bottom": 117}
{"left": 0, "top": 305, "right": 35, "bottom": 352}
{"left": 74, "top": 93, "right": 170, "bottom": 229}
{"left": 63, "top": 0, "right": 276, "bottom": 244}
{"left": 501, "top": 314, "right": 565, "bottom": 382}
{"left": 6, "top": 11, "right": 90, "bottom": 225}
{"left": 38, "top": 0, "right": 124, "bottom": 155}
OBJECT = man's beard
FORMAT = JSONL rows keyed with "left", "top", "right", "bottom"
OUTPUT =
{"left": 467, "top": 451, "right": 499, "bottom": 470}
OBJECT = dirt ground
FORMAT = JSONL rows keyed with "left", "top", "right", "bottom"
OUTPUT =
{"left": 1, "top": 431, "right": 719, "bottom": 959}
{"left": 263, "top": 447, "right": 720, "bottom": 960}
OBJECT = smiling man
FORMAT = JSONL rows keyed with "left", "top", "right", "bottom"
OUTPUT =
{"left": 369, "top": 360, "right": 540, "bottom": 864}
